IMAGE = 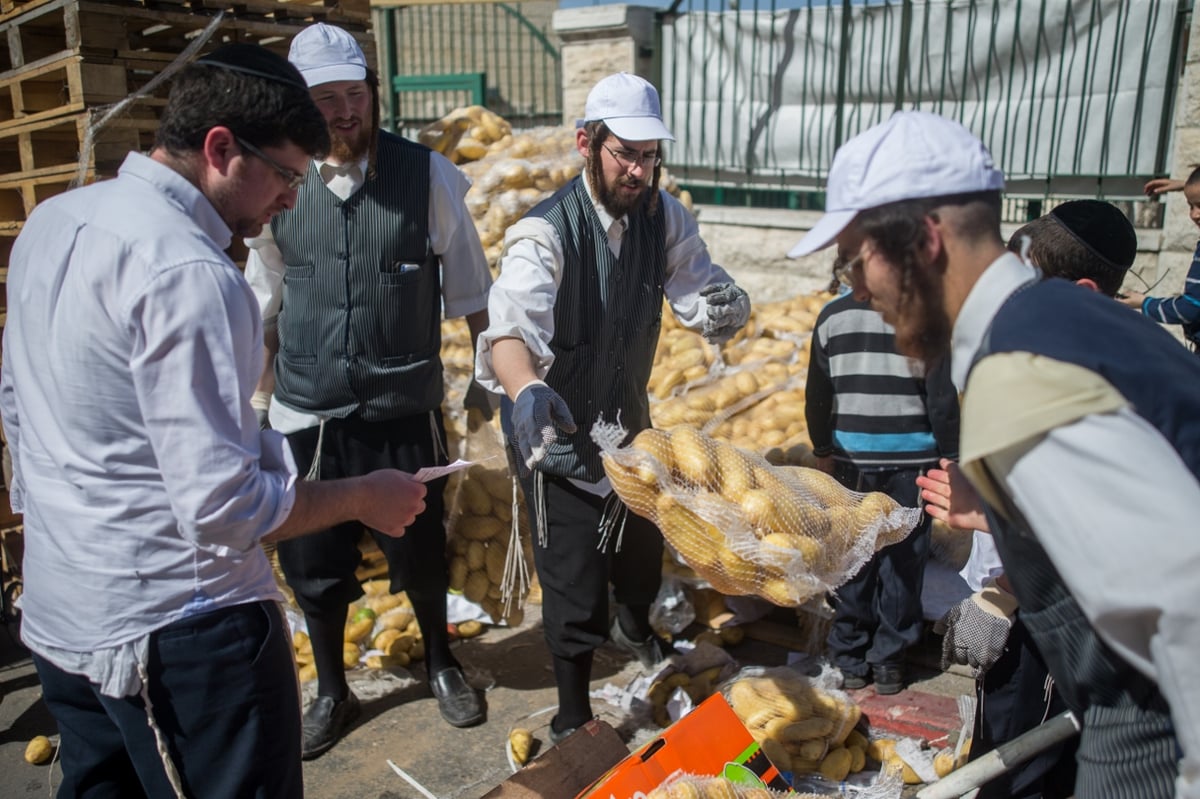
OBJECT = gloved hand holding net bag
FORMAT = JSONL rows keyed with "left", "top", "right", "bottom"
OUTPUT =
{"left": 593, "top": 421, "right": 922, "bottom": 606}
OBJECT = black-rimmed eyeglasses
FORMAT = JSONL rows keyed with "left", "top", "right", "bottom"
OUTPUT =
{"left": 602, "top": 142, "right": 662, "bottom": 170}
{"left": 234, "top": 136, "right": 307, "bottom": 191}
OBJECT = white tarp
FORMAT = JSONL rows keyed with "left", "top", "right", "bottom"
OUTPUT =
{"left": 661, "top": 0, "right": 1177, "bottom": 185}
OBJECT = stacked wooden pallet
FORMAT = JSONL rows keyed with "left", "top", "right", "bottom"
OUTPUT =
{"left": 0, "top": 0, "right": 373, "bottom": 321}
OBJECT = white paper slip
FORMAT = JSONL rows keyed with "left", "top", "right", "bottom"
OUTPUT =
{"left": 411, "top": 459, "right": 475, "bottom": 483}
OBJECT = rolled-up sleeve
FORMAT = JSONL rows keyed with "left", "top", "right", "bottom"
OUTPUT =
{"left": 429, "top": 153, "right": 492, "bottom": 319}
{"left": 244, "top": 226, "right": 285, "bottom": 330}
{"left": 660, "top": 192, "right": 735, "bottom": 330}
{"left": 129, "top": 261, "right": 297, "bottom": 554}
{"left": 474, "top": 218, "right": 563, "bottom": 393}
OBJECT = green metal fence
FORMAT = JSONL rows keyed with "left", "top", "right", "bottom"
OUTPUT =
{"left": 374, "top": 1, "right": 562, "bottom": 139}
{"left": 660, "top": 0, "right": 1189, "bottom": 217}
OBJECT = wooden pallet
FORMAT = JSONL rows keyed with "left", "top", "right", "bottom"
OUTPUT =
{"left": 0, "top": 0, "right": 375, "bottom": 236}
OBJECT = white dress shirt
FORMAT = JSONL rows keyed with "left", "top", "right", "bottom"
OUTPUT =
{"left": 244, "top": 149, "right": 491, "bottom": 434}
{"left": 0, "top": 153, "right": 297, "bottom": 697}
{"left": 953, "top": 253, "right": 1200, "bottom": 796}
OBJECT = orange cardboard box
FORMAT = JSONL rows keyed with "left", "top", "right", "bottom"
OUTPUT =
{"left": 576, "top": 694, "right": 793, "bottom": 798}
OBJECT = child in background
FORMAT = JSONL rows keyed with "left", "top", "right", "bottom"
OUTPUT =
{"left": 1121, "top": 165, "right": 1200, "bottom": 351}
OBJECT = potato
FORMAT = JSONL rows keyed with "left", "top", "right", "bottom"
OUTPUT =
{"left": 24, "top": 736, "right": 53, "bottom": 765}
{"left": 508, "top": 728, "right": 533, "bottom": 765}
{"left": 819, "top": 746, "right": 853, "bottom": 781}
{"left": 457, "top": 619, "right": 485, "bottom": 638}
{"left": 669, "top": 426, "right": 714, "bottom": 487}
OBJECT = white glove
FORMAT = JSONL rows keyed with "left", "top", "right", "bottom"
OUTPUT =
{"left": 700, "top": 282, "right": 751, "bottom": 344}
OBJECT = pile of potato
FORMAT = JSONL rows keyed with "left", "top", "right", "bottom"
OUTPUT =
{"left": 603, "top": 426, "right": 920, "bottom": 606}
{"left": 727, "top": 672, "right": 863, "bottom": 780}
{"left": 293, "top": 583, "right": 424, "bottom": 681}
{"left": 417, "top": 104, "right": 513, "bottom": 164}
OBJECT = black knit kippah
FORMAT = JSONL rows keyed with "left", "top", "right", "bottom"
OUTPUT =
{"left": 196, "top": 43, "right": 307, "bottom": 91}
{"left": 1049, "top": 200, "right": 1138, "bottom": 272}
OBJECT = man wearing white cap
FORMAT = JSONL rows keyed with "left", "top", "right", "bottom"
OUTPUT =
{"left": 244, "top": 23, "right": 492, "bottom": 756}
{"left": 475, "top": 72, "right": 751, "bottom": 742}
{"left": 790, "top": 110, "right": 1200, "bottom": 798}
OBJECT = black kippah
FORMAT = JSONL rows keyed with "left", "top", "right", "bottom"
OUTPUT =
{"left": 196, "top": 43, "right": 307, "bottom": 91}
{"left": 1049, "top": 200, "right": 1138, "bottom": 272}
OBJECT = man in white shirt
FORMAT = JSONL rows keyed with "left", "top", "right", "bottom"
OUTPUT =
{"left": 0, "top": 44, "right": 426, "bottom": 798}
{"left": 243, "top": 23, "right": 493, "bottom": 757}
{"left": 475, "top": 72, "right": 751, "bottom": 743}
{"left": 790, "top": 110, "right": 1200, "bottom": 799}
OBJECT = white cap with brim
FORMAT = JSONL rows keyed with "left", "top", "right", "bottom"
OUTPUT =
{"left": 289, "top": 22, "right": 367, "bottom": 88}
{"left": 576, "top": 72, "right": 676, "bottom": 143}
{"left": 787, "top": 110, "right": 1005, "bottom": 258}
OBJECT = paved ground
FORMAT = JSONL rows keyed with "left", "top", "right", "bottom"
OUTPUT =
{"left": 0, "top": 599, "right": 974, "bottom": 799}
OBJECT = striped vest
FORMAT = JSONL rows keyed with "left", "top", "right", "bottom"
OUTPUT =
{"left": 970, "top": 279, "right": 1200, "bottom": 798}
{"left": 527, "top": 178, "right": 667, "bottom": 481}
{"left": 269, "top": 132, "right": 442, "bottom": 421}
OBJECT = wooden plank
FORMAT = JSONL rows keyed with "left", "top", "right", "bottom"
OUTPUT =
{"left": 0, "top": 0, "right": 61, "bottom": 27}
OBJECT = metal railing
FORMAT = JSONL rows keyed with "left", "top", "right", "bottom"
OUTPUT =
{"left": 659, "top": 0, "right": 1189, "bottom": 217}
{"left": 374, "top": 1, "right": 562, "bottom": 140}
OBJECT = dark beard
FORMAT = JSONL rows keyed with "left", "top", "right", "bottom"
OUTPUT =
{"left": 893, "top": 260, "right": 951, "bottom": 362}
{"left": 597, "top": 176, "right": 648, "bottom": 218}
{"left": 329, "top": 126, "right": 371, "bottom": 164}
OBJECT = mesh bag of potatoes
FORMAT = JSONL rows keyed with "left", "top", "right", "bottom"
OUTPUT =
{"left": 594, "top": 422, "right": 922, "bottom": 607}
{"left": 725, "top": 666, "right": 866, "bottom": 780}
{"left": 646, "top": 773, "right": 817, "bottom": 799}
{"left": 445, "top": 420, "right": 534, "bottom": 627}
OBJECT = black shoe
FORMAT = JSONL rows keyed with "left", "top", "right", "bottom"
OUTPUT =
{"left": 609, "top": 617, "right": 673, "bottom": 670}
{"left": 430, "top": 666, "right": 485, "bottom": 728}
{"left": 840, "top": 672, "right": 869, "bottom": 690}
{"left": 548, "top": 715, "right": 580, "bottom": 745}
{"left": 873, "top": 664, "right": 905, "bottom": 695}
{"left": 302, "top": 692, "right": 361, "bottom": 760}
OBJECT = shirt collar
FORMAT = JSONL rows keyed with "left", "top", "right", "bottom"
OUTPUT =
{"left": 119, "top": 152, "right": 232, "bottom": 250}
{"left": 950, "top": 251, "right": 1039, "bottom": 390}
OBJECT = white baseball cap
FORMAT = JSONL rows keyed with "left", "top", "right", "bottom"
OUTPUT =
{"left": 787, "top": 111, "right": 1005, "bottom": 257}
{"left": 289, "top": 23, "right": 367, "bottom": 88}
{"left": 577, "top": 72, "right": 675, "bottom": 143}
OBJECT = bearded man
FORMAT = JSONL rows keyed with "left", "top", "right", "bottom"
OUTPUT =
{"left": 475, "top": 72, "right": 751, "bottom": 743}
{"left": 790, "top": 110, "right": 1200, "bottom": 799}
{"left": 243, "top": 23, "right": 493, "bottom": 758}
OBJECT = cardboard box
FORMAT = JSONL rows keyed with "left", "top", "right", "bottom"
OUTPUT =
{"left": 480, "top": 719, "right": 630, "bottom": 799}
{"left": 576, "top": 694, "right": 792, "bottom": 798}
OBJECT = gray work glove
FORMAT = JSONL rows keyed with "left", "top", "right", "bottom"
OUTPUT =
{"left": 464, "top": 378, "right": 498, "bottom": 421}
{"left": 511, "top": 380, "right": 576, "bottom": 471}
{"left": 936, "top": 580, "right": 1019, "bottom": 678}
{"left": 700, "top": 282, "right": 751, "bottom": 345}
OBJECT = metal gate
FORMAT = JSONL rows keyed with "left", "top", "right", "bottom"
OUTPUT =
{"left": 374, "top": 1, "right": 562, "bottom": 139}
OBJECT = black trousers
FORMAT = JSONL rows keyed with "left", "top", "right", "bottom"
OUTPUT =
{"left": 522, "top": 474, "right": 664, "bottom": 659}
{"left": 276, "top": 411, "right": 449, "bottom": 613}
{"left": 826, "top": 464, "right": 931, "bottom": 676}
{"left": 33, "top": 601, "right": 301, "bottom": 799}
{"left": 973, "top": 616, "right": 1079, "bottom": 799}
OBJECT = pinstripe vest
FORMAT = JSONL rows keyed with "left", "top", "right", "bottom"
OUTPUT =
{"left": 528, "top": 177, "right": 667, "bottom": 481}
{"left": 270, "top": 132, "right": 442, "bottom": 421}
{"left": 971, "top": 280, "right": 1197, "bottom": 797}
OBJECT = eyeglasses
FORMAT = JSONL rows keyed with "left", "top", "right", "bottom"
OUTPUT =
{"left": 234, "top": 136, "right": 307, "bottom": 191}
{"left": 832, "top": 245, "right": 870, "bottom": 288}
{"left": 602, "top": 142, "right": 662, "bottom": 170}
